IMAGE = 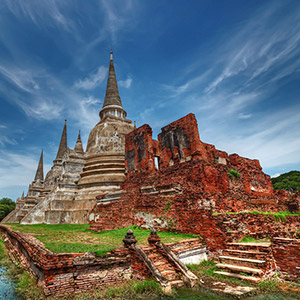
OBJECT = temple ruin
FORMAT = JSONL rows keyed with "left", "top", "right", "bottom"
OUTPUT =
{"left": 3, "top": 52, "right": 135, "bottom": 224}
{"left": 1, "top": 53, "right": 299, "bottom": 295}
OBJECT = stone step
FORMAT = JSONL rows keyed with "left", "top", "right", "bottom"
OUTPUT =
{"left": 139, "top": 246, "right": 155, "bottom": 251}
{"left": 222, "top": 249, "right": 266, "bottom": 260}
{"left": 153, "top": 259, "right": 171, "bottom": 266}
{"left": 214, "top": 271, "right": 261, "bottom": 283}
{"left": 227, "top": 242, "right": 271, "bottom": 253}
{"left": 169, "top": 279, "right": 185, "bottom": 287}
{"left": 216, "top": 263, "right": 263, "bottom": 275}
{"left": 219, "top": 256, "right": 266, "bottom": 268}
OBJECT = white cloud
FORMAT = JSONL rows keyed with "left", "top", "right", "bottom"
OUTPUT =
{"left": 0, "top": 136, "right": 17, "bottom": 147}
{"left": 74, "top": 66, "right": 107, "bottom": 90}
{"left": 203, "top": 3, "right": 300, "bottom": 94}
{"left": 17, "top": 98, "right": 63, "bottom": 120}
{"left": 0, "top": 150, "right": 51, "bottom": 190}
{"left": 99, "top": 0, "right": 138, "bottom": 44}
{"left": 238, "top": 113, "right": 252, "bottom": 120}
{"left": 119, "top": 76, "right": 132, "bottom": 88}
{"left": 4, "top": 0, "right": 74, "bottom": 32}
{"left": 0, "top": 125, "right": 7, "bottom": 129}
{"left": 0, "top": 66, "right": 39, "bottom": 93}
{"left": 271, "top": 173, "right": 281, "bottom": 178}
{"left": 69, "top": 96, "right": 103, "bottom": 134}
{"left": 206, "top": 107, "right": 300, "bottom": 170}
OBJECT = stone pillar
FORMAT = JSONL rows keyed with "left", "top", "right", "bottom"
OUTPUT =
{"left": 123, "top": 229, "right": 137, "bottom": 249}
{"left": 148, "top": 229, "right": 161, "bottom": 245}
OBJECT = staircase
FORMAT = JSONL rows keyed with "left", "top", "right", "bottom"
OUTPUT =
{"left": 139, "top": 245, "right": 185, "bottom": 288}
{"left": 215, "top": 242, "right": 272, "bottom": 283}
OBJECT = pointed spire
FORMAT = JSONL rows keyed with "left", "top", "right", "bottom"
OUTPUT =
{"left": 99, "top": 52, "right": 127, "bottom": 120}
{"left": 74, "top": 130, "right": 84, "bottom": 153}
{"left": 55, "top": 120, "right": 68, "bottom": 160}
{"left": 21, "top": 191, "right": 24, "bottom": 199}
{"left": 102, "top": 51, "right": 122, "bottom": 108}
{"left": 34, "top": 150, "right": 44, "bottom": 182}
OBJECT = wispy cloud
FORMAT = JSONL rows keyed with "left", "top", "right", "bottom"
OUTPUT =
{"left": 205, "top": 3, "right": 300, "bottom": 94}
{"left": 4, "top": 0, "right": 74, "bottom": 32}
{"left": 99, "top": 0, "right": 138, "bottom": 44}
{"left": 18, "top": 98, "right": 63, "bottom": 120}
{"left": 74, "top": 66, "right": 107, "bottom": 90}
{"left": 208, "top": 106, "right": 300, "bottom": 170}
{"left": 119, "top": 76, "right": 132, "bottom": 88}
{"left": 238, "top": 113, "right": 252, "bottom": 120}
{"left": 70, "top": 96, "right": 102, "bottom": 133}
{"left": 0, "top": 66, "right": 39, "bottom": 93}
{"left": 0, "top": 150, "right": 52, "bottom": 191}
{"left": 0, "top": 64, "right": 64, "bottom": 120}
{"left": 0, "top": 136, "right": 17, "bottom": 147}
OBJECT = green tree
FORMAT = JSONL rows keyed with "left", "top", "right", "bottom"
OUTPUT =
{"left": 272, "top": 171, "right": 300, "bottom": 192}
{"left": 0, "top": 197, "right": 16, "bottom": 221}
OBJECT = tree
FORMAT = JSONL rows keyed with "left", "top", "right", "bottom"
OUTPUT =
{"left": 271, "top": 171, "right": 300, "bottom": 192}
{"left": 0, "top": 197, "right": 16, "bottom": 221}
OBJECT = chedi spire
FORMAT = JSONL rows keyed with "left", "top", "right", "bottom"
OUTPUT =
{"left": 34, "top": 150, "right": 44, "bottom": 182}
{"left": 74, "top": 130, "right": 84, "bottom": 153}
{"left": 99, "top": 51, "right": 127, "bottom": 120}
{"left": 55, "top": 120, "right": 68, "bottom": 160}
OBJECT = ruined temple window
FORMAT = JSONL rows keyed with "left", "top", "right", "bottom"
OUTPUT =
{"left": 118, "top": 111, "right": 121, "bottom": 117}
{"left": 154, "top": 156, "right": 159, "bottom": 170}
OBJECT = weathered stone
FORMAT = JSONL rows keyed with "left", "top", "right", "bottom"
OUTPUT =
{"left": 5, "top": 52, "right": 134, "bottom": 225}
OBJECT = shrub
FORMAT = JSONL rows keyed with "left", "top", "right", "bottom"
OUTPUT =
{"left": 228, "top": 169, "right": 240, "bottom": 179}
{"left": 0, "top": 198, "right": 16, "bottom": 221}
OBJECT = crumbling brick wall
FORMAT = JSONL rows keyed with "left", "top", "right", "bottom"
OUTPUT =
{"left": 89, "top": 113, "right": 300, "bottom": 252}
{"left": 272, "top": 237, "right": 300, "bottom": 281}
{"left": 214, "top": 213, "right": 300, "bottom": 242}
{"left": 0, "top": 225, "right": 133, "bottom": 297}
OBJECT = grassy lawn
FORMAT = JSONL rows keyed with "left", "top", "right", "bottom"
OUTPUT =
{"left": 3, "top": 224, "right": 198, "bottom": 256}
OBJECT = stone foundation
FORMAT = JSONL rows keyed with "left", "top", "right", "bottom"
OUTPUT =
{"left": 0, "top": 225, "right": 207, "bottom": 296}
{"left": 0, "top": 225, "right": 132, "bottom": 296}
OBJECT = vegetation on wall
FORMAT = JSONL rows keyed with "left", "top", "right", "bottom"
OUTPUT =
{"left": 228, "top": 169, "right": 240, "bottom": 179}
{"left": 271, "top": 171, "right": 300, "bottom": 192}
{"left": 0, "top": 198, "right": 16, "bottom": 221}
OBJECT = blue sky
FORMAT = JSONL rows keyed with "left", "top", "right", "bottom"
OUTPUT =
{"left": 0, "top": 0, "right": 300, "bottom": 201}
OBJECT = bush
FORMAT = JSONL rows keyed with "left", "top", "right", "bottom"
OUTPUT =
{"left": 0, "top": 198, "right": 16, "bottom": 221}
{"left": 228, "top": 169, "right": 240, "bottom": 179}
{"left": 271, "top": 170, "right": 300, "bottom": 191}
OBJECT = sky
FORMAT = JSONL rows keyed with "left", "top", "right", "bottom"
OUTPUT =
{"left": 0, "top": 0, "right": 300, "bottom": 201}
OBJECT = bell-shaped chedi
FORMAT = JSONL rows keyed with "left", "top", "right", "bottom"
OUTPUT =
{"left": 78, "top": 52, "right": 134, "bottom": 191}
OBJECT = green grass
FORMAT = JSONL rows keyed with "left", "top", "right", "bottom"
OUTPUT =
{"left": 0, "top": 239, "right": 5, "bottom": 261}
{"left": 214, "top": 211, "right": 300, "bottom": 221}
{"left": 239, "top": 236, "right": 270, "bottom": 243}
{"left": 3, "top": 224, "right": 199, "bottom": 256}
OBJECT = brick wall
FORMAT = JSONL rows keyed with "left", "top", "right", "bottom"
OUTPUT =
{"left": 0, "top": 225, "right": 134, "bottom": 297}
{"left": 214, "top": 213, "right": 300, "bottom": 242}
{"left": 89, "top": 113, "right": 300, "bottom": 252}
{"left": 272, "top": 237, "right": 300, "bottom": 281}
